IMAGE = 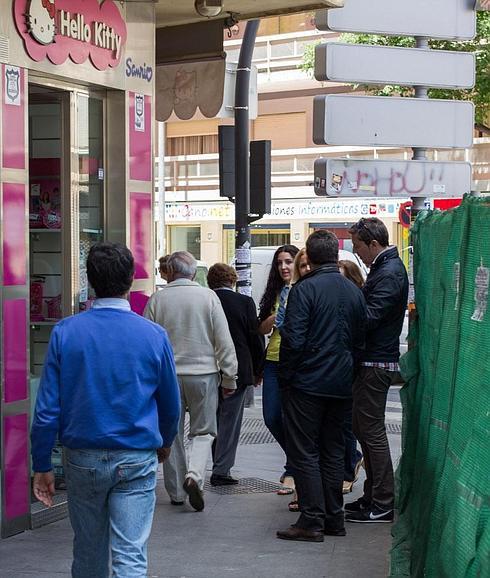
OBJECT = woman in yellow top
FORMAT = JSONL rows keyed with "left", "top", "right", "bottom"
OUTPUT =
{"left": 258, "top": 244, "right": 299, "bottom": 493}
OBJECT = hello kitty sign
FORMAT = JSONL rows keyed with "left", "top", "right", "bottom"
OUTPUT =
{"left": 14, "top": 0, "right": 127, "bottom": 71}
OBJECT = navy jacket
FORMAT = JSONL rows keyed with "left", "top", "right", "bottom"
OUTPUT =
{"left": 278, "top": 265, "right": 366, "bottom": 398}
{"left": 361, "top": 246, "right": 409, "bottom": 363}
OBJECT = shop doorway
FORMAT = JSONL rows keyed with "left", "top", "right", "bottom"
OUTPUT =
{"left": 27, "top": 82, "right": 106, "bottom": 524}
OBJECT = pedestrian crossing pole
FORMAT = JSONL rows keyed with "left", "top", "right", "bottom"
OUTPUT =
{"left": 234, "top": 20, "right": 259, "bottom": 297}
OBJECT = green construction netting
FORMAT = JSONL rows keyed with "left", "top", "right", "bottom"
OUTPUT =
{"left": 390, "top": 195, "right": 490, "bottom": 578}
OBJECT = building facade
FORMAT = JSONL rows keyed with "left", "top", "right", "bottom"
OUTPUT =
{"left": 161, "top": 14, "right": 490, "bottom": 266}
{"left": 0, "top": 0, "right": 155, "bottom": 537}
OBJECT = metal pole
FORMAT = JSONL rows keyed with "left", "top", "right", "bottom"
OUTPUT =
{"left": 411, "top": 36, "right": 429, "bottom": 213}
{"left": 157, "top": 121, "right": 166, "bottom": 259}
{"left": 234, "top": 19, "right": 259, "bottom": 297}
{"left": 408, "top": 36, "right": 429, "bottom": 340}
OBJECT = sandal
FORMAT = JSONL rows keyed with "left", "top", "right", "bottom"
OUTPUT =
{"left": 288, "top": 500, "right": 299, "bottom": 512}
{"left": 277, "top": 475, "right": 295, "bottom": 495}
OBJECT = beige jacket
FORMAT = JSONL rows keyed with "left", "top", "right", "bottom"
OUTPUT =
{"left": 144, "top": 278, "right": 238, "bottom": 389}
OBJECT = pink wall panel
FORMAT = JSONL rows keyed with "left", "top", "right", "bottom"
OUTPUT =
{"left": 2, "top": 183, "right": 27, "bottom": 286}
{"left": 3, "top": 299, "right": 28, "bottom": 403}
{"left": 130, "top": 192, "right": 152, "bottom": 280}
{"left": 2, "top": 65, "right": 25, "bottom": 169}
{"left": 129, "top": 93, "right": 151, "bottom": 181}
{"left": 3, "top": 414, "right": 29, "bottom": 520}
{"left": 130, "top": 291, "right": 150, "bottom": 315}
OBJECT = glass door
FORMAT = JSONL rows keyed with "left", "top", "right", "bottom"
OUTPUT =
{"left": 77, "top": 94, "right": 105, "bottom": 311}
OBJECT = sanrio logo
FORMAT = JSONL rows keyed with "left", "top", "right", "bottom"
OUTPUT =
{"left": 27, "top": 0, "right": 56, "bottom": 45}
{"left": 14, "top": 0, "right": 127, "bottom": 71}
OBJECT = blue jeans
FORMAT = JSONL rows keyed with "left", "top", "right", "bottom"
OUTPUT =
{"left": 64, "top": 448, "right": 158, "bottom": 578}
{"left": 262, "top": 361, "right": 292, "bottom": 476}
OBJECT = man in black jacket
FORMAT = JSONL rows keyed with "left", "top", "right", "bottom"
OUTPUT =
{"left": 276, "top": 230, "right": 366, "bottom": 542}
{"left": 207, "top": 263, "right": 265, "bottom": 486}
{"left": 345, "top": 218, "right": 408, "bottom": 524}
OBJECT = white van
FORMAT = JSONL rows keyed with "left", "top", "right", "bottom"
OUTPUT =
{"left": 155, "top": 259, "right": 209, "bottom": 289}
{"left": 236, "top": 246, "right": 368, "bottom": 308}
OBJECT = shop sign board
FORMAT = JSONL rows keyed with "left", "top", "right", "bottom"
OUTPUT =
{"left": 165, "top": 198, "right": 408, "bottom": 223}
{"left": 314, "top": 43, "right": 475, "bottom": 89}
{"left": 13, "top": 0, "right": 127, "bottom": 70}
{"left": 316, "top": 0, "right": 476, "bottom": 40}
{"left": 314, "top": 158, "right": 472, "bottom": 198}
{"left": 313, "top": 95, "right": 474, "bottom": 149}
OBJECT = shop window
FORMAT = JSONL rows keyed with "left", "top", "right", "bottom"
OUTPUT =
{"left": 169, "top": 226, "right": 201, "bottom": 260}
{"left": 309, "top": 224, "right": 354, "bottom": 251}
{"left": 223, "top": 226, "right": 290, "bottom": 264}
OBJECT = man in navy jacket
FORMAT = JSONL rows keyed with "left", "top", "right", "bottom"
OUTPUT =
{"left": 31, "top": 242, "right": 181, "bottom": 578}
{"left": 345, "top": 218, "right": 408, "bottom": 524}
{"left": 277, "top": 230, "right": 366, "bottom": 542}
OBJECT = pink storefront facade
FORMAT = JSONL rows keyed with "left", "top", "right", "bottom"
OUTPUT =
{"left": 0, "top": 0, "right": 156, "bottom": 537}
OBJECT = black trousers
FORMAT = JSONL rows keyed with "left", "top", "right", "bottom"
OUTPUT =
{"left": 352, "top": 366, "right": 395, "bottom": 510}
{"left": 283, "top": 387, "right": 349, "bottom": 533}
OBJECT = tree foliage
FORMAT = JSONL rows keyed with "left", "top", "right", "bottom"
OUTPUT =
{"left": 302, "top": 11, "right": 490, "bottom": 127}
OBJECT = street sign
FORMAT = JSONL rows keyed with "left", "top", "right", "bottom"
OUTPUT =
{"left": 314, "top": 43, "right": 475, "bottom": 89}
{"left": 217, "top": 60, "right": 258, "bottom": 120}
{"left": 314, "top": 158, "right": 472, "bottom": 198}
{"left": 313, "top": 95, "right": 474, "bottom": 149}
{"left": 316, "top": 0, "right": 476, "bottom": 40}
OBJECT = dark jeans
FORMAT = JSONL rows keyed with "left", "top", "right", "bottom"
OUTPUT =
{"left": 283, "top": 387, "right": 349, "bottom": 533}
{"left": 352, "top": 366, "right": 395, "bottom": 510}
{"left": 344, "top": 405, "right": 363, "bottom": 482}
{"left": 262, "top": 361, "right": 292, "bottom": 476}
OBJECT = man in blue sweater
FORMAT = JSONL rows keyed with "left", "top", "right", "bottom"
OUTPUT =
{"left": 31, "top": 242, "right": 181, "bottom": 578}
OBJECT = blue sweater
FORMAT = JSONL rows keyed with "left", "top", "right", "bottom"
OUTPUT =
{"left": 31, "top": 305, "right": 181, "bottom": 472}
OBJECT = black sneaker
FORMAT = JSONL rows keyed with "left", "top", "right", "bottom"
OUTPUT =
{"left": 344, "top": 497, "right": 370, "bottom": 513}
{"left": 345, "top": 506, "right": 394, "bottom": 523}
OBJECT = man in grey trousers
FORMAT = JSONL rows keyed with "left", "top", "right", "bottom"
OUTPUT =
{"left": 144, "top": 251, "right": 238, "bottom": 511}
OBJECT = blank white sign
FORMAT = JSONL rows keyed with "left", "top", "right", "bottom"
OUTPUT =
{"left": 315, "top": 43, "right": 475, "bottom": 89}
{"left": 313, "top": 95, "right": 474, "bottom": 148}
{"left": 316, "top": 0, "right": 476, "bottom": 40}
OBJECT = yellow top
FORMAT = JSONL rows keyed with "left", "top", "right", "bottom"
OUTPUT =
{"left": 266, "top": 298, "right": 281, "bottom": 362}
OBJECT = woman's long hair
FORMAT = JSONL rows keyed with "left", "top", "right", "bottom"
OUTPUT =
{"left": 339, "top": 259, "right": 364, "bottom": 289}
{"left": 258, "top": 245, "right": 299, "bottom": 322}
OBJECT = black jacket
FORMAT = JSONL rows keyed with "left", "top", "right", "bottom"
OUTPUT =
{"left": 361, "top": 246, "right": 408, "bottom": 363}
{"left": 215, "top": 289, "right": 265, "bottom": 389}
{"left": 278, "top": 265, "right": 366, "bottom": 398}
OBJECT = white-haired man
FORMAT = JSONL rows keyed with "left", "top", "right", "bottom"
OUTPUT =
{"left": 144, "top": 251, "right": 238, "bottom": 511}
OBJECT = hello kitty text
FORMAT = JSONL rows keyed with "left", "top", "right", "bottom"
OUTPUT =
{"left": 59, "top": 11, "right": 122, "bottom": 58}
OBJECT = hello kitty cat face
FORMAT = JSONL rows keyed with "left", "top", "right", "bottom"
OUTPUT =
{"left": 27, "top": 0, "right": 56, "bottom": 45}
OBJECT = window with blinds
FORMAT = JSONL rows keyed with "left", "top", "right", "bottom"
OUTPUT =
{"left": 166, "top": 134, "right": 219, "bottom": 156}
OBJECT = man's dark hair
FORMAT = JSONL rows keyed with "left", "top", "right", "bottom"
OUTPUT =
{"left": 87, "top": 242, "right": 134, "bottom": 298}
{"left": 349, "top": 218, "right": 389, "bottom": 247}
{"left": 306, "top": 229, "right": 339, "bottom": 266}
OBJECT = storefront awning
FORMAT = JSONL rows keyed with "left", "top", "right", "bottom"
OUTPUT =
{"left": 155, "top": 20, "right": 225, "bottom": 121}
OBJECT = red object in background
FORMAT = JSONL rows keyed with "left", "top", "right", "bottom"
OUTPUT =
{"left": 399, "top": 201, "right": 413, "bottom": 228}
{"left": 433, "top": 198, "right": 463, "bottom": 211}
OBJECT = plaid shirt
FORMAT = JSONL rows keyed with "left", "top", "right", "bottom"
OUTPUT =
{"left": 361, "top": 361, "right": 400, "bottom": 372}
